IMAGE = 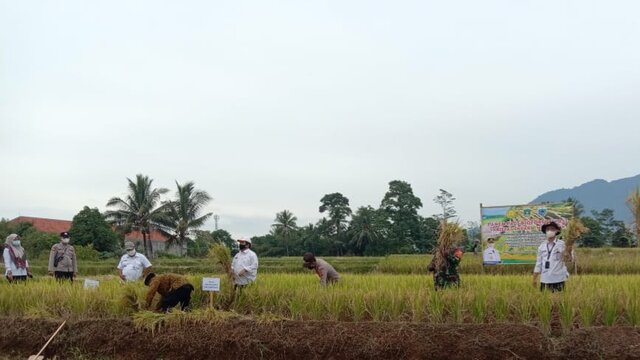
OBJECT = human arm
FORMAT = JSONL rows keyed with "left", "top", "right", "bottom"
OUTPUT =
{"left": 71, "top": 247, "right": 78, "bottom": 276}
{"left": 533, "top": 248, "right": 542, "bottom": 288}
{"left": 3, "top": 249, "right": 12, "bottom": 281}
{"left": 48, "top": 246, "right": 56, "bottom": 274}
{"left": 145, "top": 281, "right": 159, "bottom": 309}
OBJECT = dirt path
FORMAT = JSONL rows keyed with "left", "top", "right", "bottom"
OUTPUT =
{"left": 1, "top": 317, "right": 639, "bottom": 359}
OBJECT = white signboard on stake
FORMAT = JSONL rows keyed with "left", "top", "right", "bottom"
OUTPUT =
{"left": 202, "top": 277, "right": 220, "bottom": 292}
{"left": 83, "top": 279, "right": 99, "bottom": 289}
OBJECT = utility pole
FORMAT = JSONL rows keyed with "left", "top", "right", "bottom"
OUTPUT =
{"left": 213, "top": 214, "right": 220, "bottom": 230}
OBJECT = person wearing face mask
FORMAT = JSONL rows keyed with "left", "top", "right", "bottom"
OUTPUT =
{"left": 117, "top": 241, "right": 153, "bottom": 282}
{"left": 303, "top": 252, "right": 340, "bottom": 286}
{"left": 533, "top": 221, "right": 570, "bottom": 292}
{"left": 482, "top": 238, "right": 502, "bottom": 265}
{"left": 231, "top": 237, "right": 258, "bottom": 288}
{"left": 3, "top": 234, "right": 32, "bottom": 282}
{"left": 48, "top": 231, "right": 77, "bottom": 282}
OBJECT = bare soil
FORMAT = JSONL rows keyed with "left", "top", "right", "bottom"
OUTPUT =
{"left": 1, "top": 317, "right": 639, "bottom": 359}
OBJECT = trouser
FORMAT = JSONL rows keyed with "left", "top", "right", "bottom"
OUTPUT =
{"left": 55, "top": 271, "right": 74, "bottom": 282}
{"left": 5, "top": 275, "right": 27, "bottom": 283}
{"left": 540, "top": 281, "right": 565, "bottom": 292}
{"left": 160, "top": 284, "right": 194, "bottom": 311}
{"left": 434, "top": 273, "right": 460, "bottom": 291}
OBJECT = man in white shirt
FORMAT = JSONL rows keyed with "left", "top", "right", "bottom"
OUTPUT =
{"left": 231, "top": 237, "right": 258, "bottom": 288}
{"left": 482, "top": 238, "right": 502, "bottom": 265}
{"left": 117, "top": 241, "right": 153, "bottom": 282}
{"left": 533, "top": 222, "right": 570, "bottom": 292}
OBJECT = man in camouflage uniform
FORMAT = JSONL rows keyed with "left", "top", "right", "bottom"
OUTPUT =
{"left": 428, "top": 247, "right": 463, "bottom": 290}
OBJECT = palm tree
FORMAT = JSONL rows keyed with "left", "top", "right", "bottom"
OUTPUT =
{"left": 105, "top": 174, "right": 169, "bottom": 257}
{"left": 162, "top": 181, "right": 213, "bottom": 255}
{"left": 272, "top": 210, "right": 298, "bottom": 256}
{"left": 349, "top": 206, "right": 381, "bottom": 255}
{"left": 627, "top": 187, "right": 640, "bottom": 247}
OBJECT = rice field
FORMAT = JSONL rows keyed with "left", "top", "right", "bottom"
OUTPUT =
{"left": 22, "top": 247, "right": 640, "bottom": 275}
{"left": 2, "top": 273, "right": 640, "bottom": 332}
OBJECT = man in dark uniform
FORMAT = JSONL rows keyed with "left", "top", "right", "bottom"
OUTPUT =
{"left": 428, "top": 247, "right": 463, "bottom": 290}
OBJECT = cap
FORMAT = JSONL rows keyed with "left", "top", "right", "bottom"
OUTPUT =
{"left": 124, "top": 241, "right": 135, "bottom": 250}
{"left": 238, "top": 237, "right": 252, "bottom": 244}
{"left": 144, "top": 272, "right": 156, "bottom": 286}
{"left": 60, "top": 232, "right": 70, "bottom": 238}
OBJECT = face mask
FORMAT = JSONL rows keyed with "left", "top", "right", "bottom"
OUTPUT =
{"left": 61, "top": 238, "right": 70, "bottom": 244}
{"left": 546, "top": 231, "right": 557, "bottom": 239}
{"left": 127, "top": 250, "right": 136, "bottom": 256}
{"left": 12, "top": 240, "right": 21, "bottom": 247}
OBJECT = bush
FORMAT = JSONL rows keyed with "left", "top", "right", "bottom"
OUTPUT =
{"left": 75, "top": 245, "right": 101, "bottom": 261}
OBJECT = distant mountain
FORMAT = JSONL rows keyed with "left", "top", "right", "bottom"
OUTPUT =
{"left": 531, "top": 174, "right": 640, "bottom": 221}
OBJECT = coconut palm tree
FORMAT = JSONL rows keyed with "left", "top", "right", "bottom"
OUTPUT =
{"left": 349, "top": 206, "right": 381, "bottom": 255}
{"left": 161, "top": 181, "right": 213, "bottom": 255}
{"left": 105, "top": 174, "right": 169, "bottom": 257}
{"left": 272, "top": 210, "right": 298, "bottom": 256}
{"left": 627, "top": 187, "right": 640, "bottom": 247}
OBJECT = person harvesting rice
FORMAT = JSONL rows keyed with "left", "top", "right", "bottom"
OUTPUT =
{"left": 428, "top": 221, "right": 464, "bottom": 290}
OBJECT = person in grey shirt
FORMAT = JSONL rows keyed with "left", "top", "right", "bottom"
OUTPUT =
{"left": 303, "top": 252, "right": 340, "bottom": 286}
{"left": 48, "top": 231, "right": 77, "bottom": 282}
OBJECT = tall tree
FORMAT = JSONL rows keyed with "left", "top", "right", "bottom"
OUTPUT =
{"left": 611, "top": 221, "right": 634, "bottom": 247}
{"left": 591, "top": 208, "right": 616, "bottom": 246}
{"left": 162, "top": 181, "right": 213, "bottom": 255}
{"left": 348, "top": 206, "right": 384, "bottom": 255}
{"left": 433, "top": 189, "right": 457, "bottom": 221}
{"left": 627, "top": 187, "right": 640, "bottom": 247}
{"left": 272, "top": 210, "right": 298, "bottom": 256}
{"left": 105, "top": 174, "right": 169, "bottom": 257}
{"left": 380, "top": 180, "right": 424, "bottom": 253}
{"left": 69, "top": 206, "right": 121, "bottom": 252}
{"left": 319, "top": 193, "right": 352, "bottom": 255}
{"left": 579, "top": 216, "right": 605, "bottom": 247}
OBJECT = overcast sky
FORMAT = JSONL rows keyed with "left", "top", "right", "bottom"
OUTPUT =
{"left": 1, "top": 1, "right": 639, "bottom": 238}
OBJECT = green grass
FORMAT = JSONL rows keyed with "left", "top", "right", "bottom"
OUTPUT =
{"left": 3, "top": 273, "right": 640, "bottom": 329}
{"left": 24, "top": 247, "right": 640, "bottom": 276}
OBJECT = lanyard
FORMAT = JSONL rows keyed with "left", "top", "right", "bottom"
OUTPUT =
{"left": 546, "top": 242, "right": 556, "bottom": 261}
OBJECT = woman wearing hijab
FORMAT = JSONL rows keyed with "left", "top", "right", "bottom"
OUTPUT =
{"left": 3, "top": 234, "right": 31, "bottom": 282}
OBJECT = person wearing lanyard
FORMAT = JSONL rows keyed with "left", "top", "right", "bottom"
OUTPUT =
{"left": 532, "top": 221, "right": 570, "bottom": 292}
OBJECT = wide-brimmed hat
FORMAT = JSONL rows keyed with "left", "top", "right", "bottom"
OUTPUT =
{"left": 541, "top": 221, "right": 561, "bottom": 235}
{"left": 237, "top": 237, "right": 252, "bottom": 244}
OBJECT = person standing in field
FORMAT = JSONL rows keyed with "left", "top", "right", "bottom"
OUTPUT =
{"left": 48, "top": 231, "right": 77, "bottom": 282}
{"left": 427, "top": 247, "right": 463, "bottom": 290}
{"left": 231, "top": 237, "right": 258, "bottom": 289}
{"left": 302, "top": 252, "right": 340, "bottom": 286}
{"left": 144, "top": 272, "right": 194, "bottom": 312}
{"left": 117, "top": 241, "right": 153, "bottom": 282}
{"left": 533, "top": 221, "right": 570, "bottom": 292}
{"left": 3, "top": 234, "right": 32, "bottom": 283}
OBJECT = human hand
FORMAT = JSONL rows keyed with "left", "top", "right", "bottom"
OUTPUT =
{"left": 48, "top": 271, "right": 53, "bottom": 277}
{"left": 120, "top": 274, "right": 126, "bottom": 281}
{"left": 7, "top": 273, "right": 13, "bottom": 281}
{"left": 238, "top": 269, "right": 247, "bottom": 277}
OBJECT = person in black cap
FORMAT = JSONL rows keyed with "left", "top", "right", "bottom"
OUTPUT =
{"left": 48, "top": 231, "right": 77, "bottom": 282}
{"left": 144, "top": 272, "right": 194, "bottom": 312}
{"left": 533, "top": 221, "right": 569, "bottom": 292}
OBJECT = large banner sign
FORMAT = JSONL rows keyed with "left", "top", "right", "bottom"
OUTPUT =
{"left": 480, "top": 202, "right": 574, "bottom": 264}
